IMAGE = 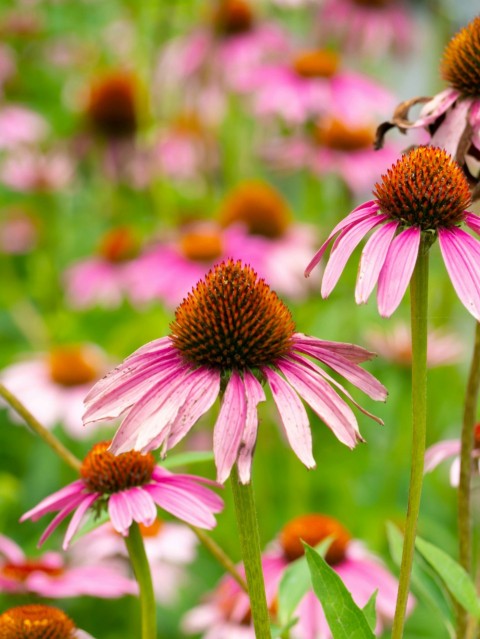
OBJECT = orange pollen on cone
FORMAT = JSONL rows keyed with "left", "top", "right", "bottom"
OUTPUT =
{"left": 280, "top": 514, "right": 352, "bottom": 565}
{"left": 441, "top": 16, "right": 480, "bottom": 97}
{"left": 80, "top": 440, "right": 155, "bottom": 494}
{"left": 0, "top": 604, "right": 76, "bottom": 639}
{"left": 98, "top": 227, "right": 139, "bottom": 262}
{"left": 139, "top": 518, "right": 164, "bottom": 537}
{"left": 86, "top": 70, "right": 138, "bottom": 139}
{"left": 48, "top": 345, "right": 100, "bottom": 387}
{"left": 218, "top": 181, "right": 291, "bottom": 239}
{"left": 170, "top": 259, "right": 295, "bottom": 370}
{"left": 1, "top": 561, "right": 63, "bottom": 582}
{"left": 314, "top": 118, "right": 375, "bottom": 152}
{"left": 374, "top": 146, "right": 471, "bottom": 231}
{"left": 179, "top": 229, "right": 224, "bottom": 262}
{"left": 172, "top": 112, "right": 206, "bottom": 138}
{"left": 293, "top": 50, "right": 339, "bottom": 79}
{"left": 212, "top": 0, "right": 254, "bottom": 36}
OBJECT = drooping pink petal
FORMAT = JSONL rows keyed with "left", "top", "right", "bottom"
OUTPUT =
{"left": 424, "top": 439, "right": 461, "bottom": 473}
{"left": 146, "top": 483, "right": 218, "bottom": 529}
{"left": 262, "top": 367, "right": 315, "bottom": 468}
{"left": 237, "top": 371, "right": 266, "bottom": 484}
{"left": 123, "top": 487, "right": 157, "bottom": 526}
{"left": 415, "top": 88, "right": 460, "bottom": 127}
{"left": 63, "top": 492, "right": 100, "bottom": 549}
{"left": 293, "top": 334, "right": 376, "bottom": 363}
{"left": 356, "top": 221, "right": 399, "bottom": 304}
{"left": 430, "top": 98, "right": 473, "bottom": 157}
{"left": 108, "top": 491, "right": 133, "bottom": 535}
{"left": 377, "top": 226, "right": 421, "bottom": 317}
{"left": 20, "top": 480, "right": 86, "bottom": 521}
{"left": 465, "top": 212, "right": 480, "bottom": 237}
{"left": 321, "top": 214, "right": 389, "bottom": 298}
{"left": 152, "top": 475, "right": 224, "bottom": 512}
{"left": 0, "top": 535, "right": 24, "bottom": 563}
{"left": 438, "top": 227, "right": 480, "bottom": 322}
{"left": 213, "top": 371, "right": 247, "bottom": 484}
{"left": 36, "top": 494, "right": 90, "bottom": 547}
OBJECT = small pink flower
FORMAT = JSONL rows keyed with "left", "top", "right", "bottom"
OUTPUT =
{"left": 0, "top": 533, "right": 137, "bottom": 598}
{"left": 0, "top": 208, "right": 38, "bottom": 254}
{"left": 1, "top": 344, "right": 109, "bottom": 439}
{"left": 0, "top": 149, "right": 74, "bottom": 192}
{"left": 0, "top": 604, "right": 95, "bottom": 639}
{"left": 83, "top": 260, "right": 386, "bottom": 484}
{"left": 425, "top": 425, "right": 480, "bottom": 487}
{"left": 21, "top": 440, "right": 223, "bottom": 548}
{"left": 306, "top": 146, "right": 480, "bottom": 320}
{"left": 0, "top": 105, "right": 48, "bottom": 150}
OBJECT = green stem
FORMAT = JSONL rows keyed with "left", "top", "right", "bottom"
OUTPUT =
{"left": 457, "top": 322, "right": 480, "bottom": 637}
{"left": 391, "top": 241, "right": 429, "bottom": 639}
{"left": 230, "top": 464, "right": 271, "bottom": 638}
{"left": 0, "top": 383, "right": 81, "bottom": 472}
{"left": 124, "top": 522, "right": 157, "bottom": 639}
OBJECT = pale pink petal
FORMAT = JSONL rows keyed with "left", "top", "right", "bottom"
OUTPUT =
{"left": 430, "top": 98, "right": 473, "bottom": 157}
{"left": 450, "top": 456, "right": 461, "bottom": 487}
{"left": 20, "top": 480, "right": 85, "bottom": 521}
{"left": 424, "top": 439, "right": 461, "bottom": 473}
{"left": 416, "top": 88, "right": 460, "bottom": 127}
{"left": 356, "top": 221, "right": 399, "bottom": 304}
{"left": 153, "top": 472, "right": 224, "bottom": 512}
{"left": 377, "top": 227, "right": 421, "bottom": 317}
{"left": 438, "top": 227, "right": 480, "bottom": 322}
{"left": 0, "top": 535, "right": 24, "bottom": 562}
{"left": 37, "top": 494, "right": 90, "bottom": 546}
{"left": 146, "top": 484, "right": 218, "bottom": 529}
{"left": 293, "top": 334, "right": 376, "bottom": 363}
{"left": 124, "top": 487, "right": 157, "bottom": 527}
{"left": 63, "top": 493, "right": 100, "bottom": 549}
{"left": 262, "top": 367, "right": 315, "bottom": 468}
{"left": 108, "top": 491, "right": 133, "bottom": 535}
{"left": 237, "top": 371, "right": 266, "bottom": 484}
{"left": 213, "top": 371, "right": 247, "bottom": 484}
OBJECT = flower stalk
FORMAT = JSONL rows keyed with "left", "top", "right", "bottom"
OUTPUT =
{"left": 230, "top": 464, "right": 271, "bottom": 638}
{"left": 392, "top": 238, "right": 429, "bottom": 639}
{"left": 124, "top": 522, "right": 157, "bottom": 639}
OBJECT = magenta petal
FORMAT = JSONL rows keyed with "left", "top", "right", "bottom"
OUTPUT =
{"left": 439, "top": 227, "right": 480, "bottom": 322}
{"left": 356, "top": 221, "right": 399, "bottom": 304}
{"left": 147, "top": 484, "right": 218, "bottom": 529}
{"left": 465, "top": 212, "right": 480, "bottom": 237}
{"left": 213, "top": 371, "right": 247, "bottom": 484}
{"left": 63, "top": 493, "right": 99, "bottom": 549}
{"left": 124, "top": 487, "right": 157, "bottom": 526}
{"left": 108, "top": 491, "right": 133, "bottom": 535}
{"left": 20, "top": 480, "right": 85, "bottom": 521}
{"left": 237, "top": 371, "right": 266, "bottom": 484}
{"left": 377, "top": 227, "right": 421, "bottom": 317}
{"left": 293, "top": 334, "right": 376, "bottom": 364}
{"left": 37, "top": 493, "right": 89, "bottom": 547}
{"left": 262, "top": 367, "right": 315, "bottom": 468}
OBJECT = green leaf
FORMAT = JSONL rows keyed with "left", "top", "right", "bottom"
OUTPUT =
{"left": 70, "top": 509, "right": 110, "bottom": 543}
{"left": 270, "top": 618, "right": 299, "bottom": 638}
{"left": 362, "top": 591, "right": 378, "bottom": 632}
{"left": 415, "top": 536, "right": 480, "bottom": 619}
{"left": 304, "top": 543, "right": 375, "bottom": 639}
{"left": 160, "top": 451, "right": 215, "bottom": 469}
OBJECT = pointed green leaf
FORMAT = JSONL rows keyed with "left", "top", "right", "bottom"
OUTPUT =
{"left": 304, "top": 543, "right": 375, "bottom": 639}
{"left": 362, "top": 590, "right": 378, "bottom": 632}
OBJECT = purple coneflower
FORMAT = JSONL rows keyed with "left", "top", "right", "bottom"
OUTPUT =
{"left": 0, "top": 604, "right": 95, "bottom": 639}
{"left": 83, "top": 260, "right": 386, "bottom": 484}
{"left": 21, "top": 440, "right": 223, "bottom": 548}
{"left": 306, "top": 146, "right": 480, "bottom": 320}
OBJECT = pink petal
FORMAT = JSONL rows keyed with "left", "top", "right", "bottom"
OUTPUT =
{"left": 108, "top": 491, "right": 133, "bottom": 535}
{"left": 377, "top": 227, "right": 421, "bottom": 317}
{"left": 123, "top": 487, "right": 157, "bottom": 526}
{"left": 146, "top": 484, "right": 218, "bottom": 529}
{"left": 237, "top": 371, "right": 266, "bottom": 484}
{"left": 438, "top": 227, "right": 480, "bottom": 322}
{"left": 293, "top": 333, "right": 376, "bottom": 363}
{"left": 63, "top": 493, "right": 100, "bottom": 549}
{"left": 424, "top": 439, "right": 461, "bottom": 473}
{"left": 430, "top": 98, "right": 473, "bottom": 157}
{"left": 465, "top": 213, "right": 480, "bottom": 237}
{"left": 20, "top": 480, "right": 85, "bottom": 521}
{"left": 416, "top": 88, "right": 460, "bottom": 127}
{"left": 36, "top": 494, "right": 89, "bottom": 547}
{"left": 262, "top": 367, "right": 315, "bottom": 468}
{"left": 152, "top": 475, "right": 224, "bottom": 512}
{"left": 0, "top": 535, "right": 24, "bottom": 562}
{"left": 356, "top": 221, "right": 399, "bottom": 304}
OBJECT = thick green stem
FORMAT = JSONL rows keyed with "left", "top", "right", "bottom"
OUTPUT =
{"left": 457, "top": 322, "right": 480, "bottom": 637}
{"left": 124, "top": 522, "right": 157, "bottom": 639}
{"left": 230, "top": 464, "right": 271, "bottom": 638}
{"left": 0, "top": 383, "right": 81, "bottom": 472}
{"left": 391, "top": 242, "right": 429, "bottom": 639}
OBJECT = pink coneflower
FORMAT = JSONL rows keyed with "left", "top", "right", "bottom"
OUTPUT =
{"left": 0, "top": 604, "right": 95, "bottom": 639}
{"left": 365, "top": 322, "right": 464, "bottom": 368}
{"left": 183, "top": 513, "right": 411, "bottom": 638}
{"left": 306, "top": 146, "right": 480, "bottom": 320}
{"left": 0, "top": 105, "right": 47, "bottom": 150}
{"left": 425, "top": 424, "right": 480, "bottom": 487}
{"left": 0, "top": 533, "right": 137, "bottom": 598}
{"left": 376, "top": 17, "right": 480, "bottom": 195}
{"left": 0, "top": 208, "right": 39, "bottom": 254}
{"left": 0, "top": 149, "right": 74, "bottom": 192}
{"left": 317, "top": 0, "right": 414, "bottom": 58}
{"left": 1, "top": 344, "right": 108, "bottom": 439}
{"left": 83, "top": 260, "right": 386, "bottom": 484}
{"left": 21, "top": 440, "right": 223, "bottom": 548}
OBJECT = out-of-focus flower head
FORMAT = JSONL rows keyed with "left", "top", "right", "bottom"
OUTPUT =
{"left": 1, "top": 344, "right": 109, "bottom": 439}
{"left": 425, "top": 423, "right": 480, "bottom": 487}
{"left": 0, "top": 533, "right": 137, "bottom": 598}
{"left": 0, "top": 106, "right": 48, "bottom": 151}
{"left": 0, "top": 207, "right": 39, "bottom": 254}
{"left": 0, "top": 149, "right": 74, "bottom": 192}
{"left": 0, "top": 604, "right": 95, "bottom": 639}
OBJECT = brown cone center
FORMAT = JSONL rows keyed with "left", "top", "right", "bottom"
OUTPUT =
{"left": 98, "top": 227, "right": 139, "bottom": 262}
{"left": 1, "top": 561, "right": 63, "bottom": 583}
{"left": 293, "top": 50, "right": 339, "bottom": 79}
{"left": 0, "top": 604, "right": 76, "bottom": 639}
{"left": 212, "top": 0, "right": 254, "bottom": 36}
{"left": 179, "top": 229, "right": 224, "bottom": 262}
{"left": 280, "top": 514, "right": 351, "bottom": 565}
{"left": 441, "top": 16, "right": 480, "bottom": 97}
{"left": 87, "top": 70, "right": 138, "bottom": 139}
{"left": 314, "top": 119, "right": 375, "bottom": 151}
{"left": 48, "top": 345, "right": 101, "bottom": 387}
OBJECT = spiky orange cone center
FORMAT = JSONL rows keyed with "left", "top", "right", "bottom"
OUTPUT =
{"left": 441, "top": 16, "right": 480, "bottom": 97}
{"left": 280, "top": 514, "right": 351, "bottom": 565}
{"left": 0, "top": 604, "right": 76, "bottom": 639}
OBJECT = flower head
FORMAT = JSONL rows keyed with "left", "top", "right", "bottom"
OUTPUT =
{"left": 425, "top": 423, "right": 480, "bottom": 487}
{"left": 21, "top": 440, "right": 223, "bottom": 548}
{"left": 86, "top": 70, "right": 138, "bottom": 139}
{"left": 83, "top": 260, "right": 386, "bottom": 484}
{"left": 0, "top": 604, "right": 94, "bottom": 639}
{"left": 306, "top": 146, "right": 480, "bottom": 320}
{"left": 441, "top": 16, "right": 480, "bottom": 97}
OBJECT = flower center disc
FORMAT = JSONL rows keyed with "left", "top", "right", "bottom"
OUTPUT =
{"left": 171, "top": 260, "right": 295, "bottom": 370}
{"left": 293, "top": 50, "right": 339, "bottom": 79}
{"left": 352, "top": 0, "right": 392, "bottom": 8}
{"left": 441, "top": 16, "right": 480, "bottom": 97}
{"left": 80, "top": 441, "right": 155, "bottom": 494}
{"left": 280, "top": 514, "right": 351, "bottom": 565}
{"left": 314, "top": 119, "right": 375, "bottom": 151}
{"left": 0, "top": 604, "right": 76, "bottom": 639}
{"left": 212, "top": 0, "right": 254, "bottom": 36}
{"left": 218, "top": 181, "right": 291, "bottom": 239}
{"left": 139, "top": 518, "right": 164, "bottom": 537}
{"left": 179, "top": 229, "right": 224, "bottom": 262}
{"left": 48, "top": 346, "right": 100, "bottom": 387}
{"left": 2, "top": 561, "right": 63, "bottom": 583}
{"left": 374, "top": 146, "right": 471, "bottom": 231}
{"left": 98, "top": 227, "right": 139, "bottom": 262}
{"left": 87, "top": 70, "right": 138, "bottom": 139}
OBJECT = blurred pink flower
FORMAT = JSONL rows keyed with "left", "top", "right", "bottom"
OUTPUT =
{"left": 183, "top": 513, "right": 411, "bottom": 638}
{"left": 83, "top": 260, "right": 386, "bottom": 484}
{"left": 0, "top": 533, "right": 137, "bottom": 598}
{"left": 1, "top": 344, "right": 109, "bottom": 439}
{"left": 0, "top": 105, "right": 48, "bottom": 150}
{"left": 425, "top": 425, "right": 480, "bottom": 487}
{"left": 365, "top": 323, "right": 464, "bottom": 368}
{"left": 0, "top": 149, "right": 74, "bottom": 192}
{"left": 21, "top": 440, "right": 223, "bottom": 548}
{"left": 306, "top": 147, "right": 480, "bottom": 320}
{"left": 317, "top": 0, "right": 415, "bottom": 58}
{"left": 0, "top": 604, "right": 95, "bottom": 639}
{"left": 0, "top": 208, "right": 38, "bottom": 254}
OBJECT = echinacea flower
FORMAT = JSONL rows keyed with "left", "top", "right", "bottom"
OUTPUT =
{"left": 376, "top": 16, "right": 480, "bottom": 195}
{"left": 0, "top": 533, "right": 137, "bottom": 598}
{"left": 0, "top": 149, "right": 74, "bottom": 192}
{"left": 425, "top": 424, "right": 480, "bottom": 487}
{"left": 305, "top": 146, "right": 480, "bottom": 320}
{"left": 0, "top": 604, "right": 95, "bottom": 639}
{"left": 183, "top": 513, "right": 412, "bottom": 638}
{"left": 0, "top": 106, "right": 47, "bottom": 150}
{"left": 1, "top": 345, "right": 108, "bottom": 439}
{"left": 21, "top": 440, "right": 223, "bottom": 548}
{"left": 83, "top": 260, "right": 386, "bottom": 484}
